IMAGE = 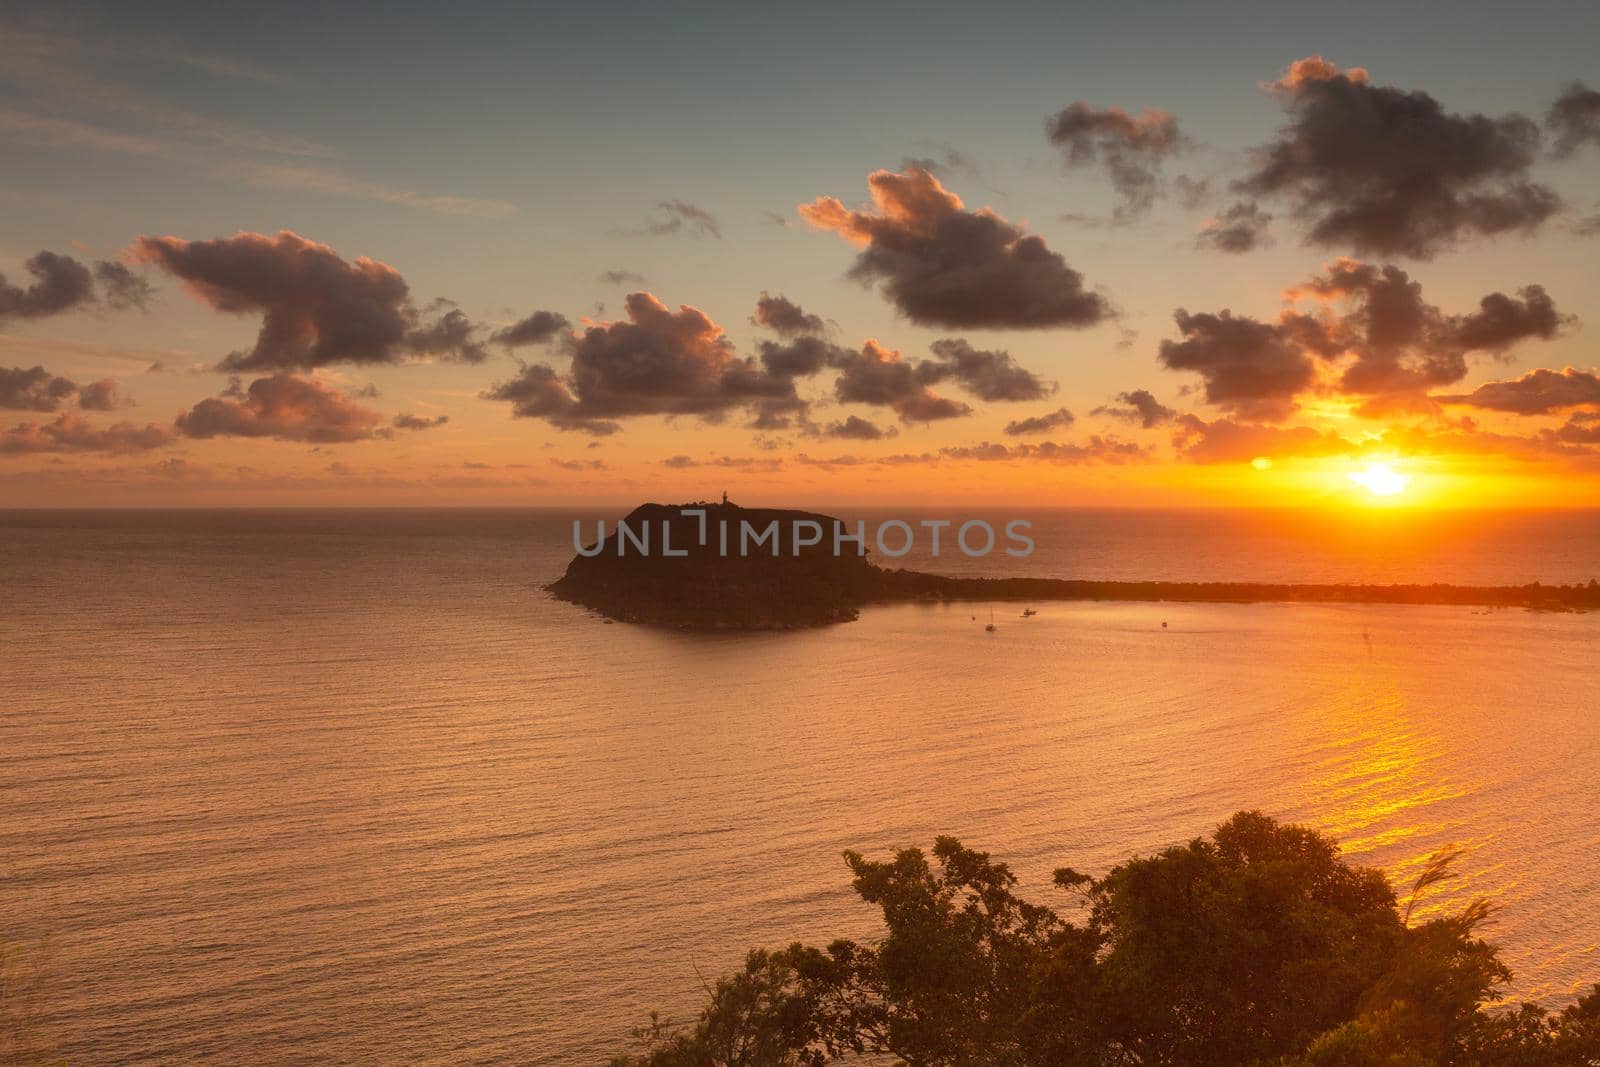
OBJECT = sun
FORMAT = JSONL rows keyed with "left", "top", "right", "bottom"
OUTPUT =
{"left": 1349, "top": 461, "right": 1411, "bottom": 498}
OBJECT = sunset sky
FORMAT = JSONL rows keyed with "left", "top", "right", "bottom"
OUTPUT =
{"left": 3, "top": 2, "right": 1599, "bottom": 507}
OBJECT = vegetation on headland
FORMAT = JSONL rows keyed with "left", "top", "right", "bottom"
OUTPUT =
{"left": 610, "top": 812, "right": 1600, "bottom": 1066}
{"left": 552, "top": 503, "right": 1600, "bottom": 629}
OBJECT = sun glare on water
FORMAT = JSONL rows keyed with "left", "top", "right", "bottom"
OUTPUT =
{"left": 1349, "top": 461, "right": 1412, "bottom": 498}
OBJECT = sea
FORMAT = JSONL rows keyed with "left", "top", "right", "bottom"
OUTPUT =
{"left": 2, "top": 507, "right": 1598, "bottom": 1064}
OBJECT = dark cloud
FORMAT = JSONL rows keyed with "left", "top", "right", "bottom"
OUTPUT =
{"left": 0, "top": 412, "right": 171, "bottom": 454}
{"left": 175, "top": 373, "right": 386, "bottom": 442}
{"left": 491, "top": 309, "right": 569, "bottom": 348}
{"left": 406, "top": 304, "right": 489, "bottom": 364}
{"left": 93, "top": 261, "right": 155, "bottom": 311}
{"left": 76, "top": 379, "right": 126, "bottom": 411}
{"left": 1004, "top": 407, "right": 1075, "bottom": 436}
{"left": 757, "top": 335, "right": 846, "bottom": 379}
{"left": 1447, "top": 286, "right": 1569, "bottom": 352}
{"left": 752, "top": 291, "right": 825, "bottom": 337}
{"left": 923, "top": 338, "right": 1055, "bottom": 402}
{"left": 1161, "top": 259, "right": 1571, "bottom": 419}
{"left": 1158, "top": 309, "right": 1324, "bottom": 421}
{"left": 756, "top": 334, "right": 1053, "bottom": 424}
{"left": 1546, "top": 82, "right": 1600, "bottom": 158}
{"left": 391, "top": 412, "right": 449, "bottom": 431}
{"left": 0, "top": 251, "right": 94, "bottom": 322}
{"left": 627, "top": 200, "right": 721, "bottom": 239}
{"left": 1173, "top": 413, "right": 1355, "bottom": 465}
{"left": 800, "top": 166, "right": 1111, "bottom": 330}
{"left": 1045, "top": 102, "right": 1186, "bottom": 219}
{"left": 1093, "top": 389, "right": 1176, "bottom": 428}
{"left": 1239, "top": 57, "right": 1559, "bottom": 257}
{"left": 823, "top": 415, "right": 890, "bottom": 440}
{"left": 482, "top": 363, "right": 620, "bottom": 436}
{"left": 132, "top": 230, "right": 488, "bottom": 372}
{"left": 598, "top": 269, "right": 646, "bottom": 286}
{"left": 831, "top": 339, "right": 971, "bottom": 423}
{"left": 0, "top": 365, "right": 80, "bottom": 411}
{"left": 1289, "top": 259, "right": 1569, "bottom": 400}
{"left": 1196, "top": 201, "right": 1273, "bottom": 253}
{"left": 1437, "top": 367, "right": 1600, "bottom": 415}
{"left": 1553, "top": 411, "right": 1600, "bottom": 445}
{"left": 482, "top": 292, "right": 799, "bottom": 435}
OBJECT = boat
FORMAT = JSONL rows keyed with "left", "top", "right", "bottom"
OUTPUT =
{"left": 1021, "top": 608, "right": 1037, "bottom": 617}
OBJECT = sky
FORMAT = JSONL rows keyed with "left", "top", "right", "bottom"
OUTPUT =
{"left": 2, "top": 0, "right": 1599, "bottom": 508}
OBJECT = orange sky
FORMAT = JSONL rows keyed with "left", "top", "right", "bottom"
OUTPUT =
{"left": 3, "top": 16, "right": 1599, "bottom": 509}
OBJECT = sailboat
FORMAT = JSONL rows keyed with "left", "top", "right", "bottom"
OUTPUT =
{"left": 985, "top": 609, "right": 996, "bottom": 633}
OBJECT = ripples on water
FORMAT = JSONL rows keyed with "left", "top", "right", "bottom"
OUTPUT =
{"left": 1, "top": 508, "right": 1598, "bottom": 1063}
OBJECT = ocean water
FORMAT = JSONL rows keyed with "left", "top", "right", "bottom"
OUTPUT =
{"left": 2, "top": 508, "right": 1598, "bottom": 1064}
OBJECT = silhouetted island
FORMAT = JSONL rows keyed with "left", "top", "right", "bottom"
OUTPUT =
{"left": 548, "top": 502, "right": 1600, "bottom": 629}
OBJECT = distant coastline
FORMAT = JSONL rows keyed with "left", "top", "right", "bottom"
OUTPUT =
{"left": 549, "top": 503, "right": 1600, "bottom": 628}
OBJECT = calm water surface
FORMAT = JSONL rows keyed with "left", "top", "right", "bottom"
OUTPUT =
{"left": 2, "top": 508, "right": 1598, "bottom": 1063}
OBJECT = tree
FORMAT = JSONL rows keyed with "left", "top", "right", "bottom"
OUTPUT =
{"left": 611, "top": 812, "right": 1600, "bottom": 1066}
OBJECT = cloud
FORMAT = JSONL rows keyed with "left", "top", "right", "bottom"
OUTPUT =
{"left": 75, "top": 379, "right": 127, "bottom": 411}
{"left": 1004, "top": 407, "right": 1075, "bottom": 436}
{"left": 625, "top": 200, "right": 721, "bottom": 239}
{"left": 1290, "top": 259, "right": 1569, "bottom": 399}
{"left": 1045, "top": 102, "right": 1186, "bottom": 218}
{"left": 752, "top": 291, "right": 825, "bottom": 337}
{"left": 1546, "top": 82, "right": 1600, "bottom": 158}
{"left": 1160, "top": 259, "right": 1571, "bottom": 418}
{"left": 1173, "top": 413, "right": 1355, "bottom": 464}
{"left": 482, "top": 363, "right": 619, "bottom": 435}
{"left": 92, "top": 261, "right": 155, "bottom": 310}
{"left": 133, "top": 230, "right": 490, "bottom": 371}
{"left": 1196, "top": 201, "right": 1273, "bottom": 253}
{"left": 551, "top": 457, "right": 609, "bottom": 472}
{"left": 175, "top": 373, "right": 386, "bottom": 442}
{"left": 1158, "top": 309, "right": 1327, "bottom": 421}
{"left": 800, "top": 166, "right": 1112, "bottom": 329}
{"left": 405, "top": 304, "right": 490, "bottom": 364}
{"left": 823, "top": 415, "right": 890, "bottom": 440}
{"left": 391, "top": 412, "right": 449, "bottom": 431}
{"left": 830, "top": 339, "right": 972, "bottom": 423}
{"left": 0, "top": 412, "right": 171, "bottom": 454}
{"left": 1552, "top": 411, "right": 1600, "bottom": 445}
{"left": 0, "top": 364, "right": 80, "bottom": 411}
{"left": 659, "top": 453, "right": 784, "bottom": 471}
{"left": 0, "top": 251, "right": 93, "bottom": 322}
{"left": 490, "top": 309, "right": 569, "bottom": 348}
{"left": 923, "top": 338, "right": 1055, "bottom": 402}
{"left": 0, "top": 251, "right": 159, "bottom": 324}
{"left": 0, "top": 365, "right": 134, "bottom": 412}
{"left": 1437, "top": 367, "right": 1600, "bottom": 415}
{"left": 940, "top": 437, "right": 1147, "bottom": 464}
{"left": 1239, "top": 57, "right": 1559, "bottom": 257}
{"left": 757, "top": 334, "right": 846, "bottom": 379}
{"left": 482, "top": 292, "right": 800, "bottom": 435}
{"left": 1093, "top": 389, "right": 1176, "bottom": 428}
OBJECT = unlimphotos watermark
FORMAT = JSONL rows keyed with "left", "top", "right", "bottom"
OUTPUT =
{"left": 574, "top": 510, "right": 1034, "bottom": 559}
